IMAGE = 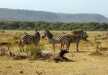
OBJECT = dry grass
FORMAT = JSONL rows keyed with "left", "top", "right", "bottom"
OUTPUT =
{"left": 0, "top": 30, "right": 108, "bottom": 75}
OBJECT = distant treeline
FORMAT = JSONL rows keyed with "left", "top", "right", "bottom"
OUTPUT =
{"left": 0, "top": 21, "right": 108, "bottom": 31}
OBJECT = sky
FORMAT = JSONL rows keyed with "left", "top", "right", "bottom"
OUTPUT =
{"left": 0, "top": 0, "right": 108, "bottom": 17}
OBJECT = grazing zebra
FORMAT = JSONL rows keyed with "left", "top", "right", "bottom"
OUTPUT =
{"left": 43, "top": 30, "right": 88, "bottom": 52}
{"left": 18, "top": 31, "right": 40, "bottom": 49}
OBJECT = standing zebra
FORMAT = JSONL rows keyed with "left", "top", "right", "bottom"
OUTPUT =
{"left": 18, "top": 31, "right": 40, "bottom": 49}
{"left": 43, "top": 30, "right": 88, "bottom": 52}
{"left": 60, "top": 30, "right": 88, "bottom": 52}
{"left": 42, "top": 30, "right": 61, "bottom": 53}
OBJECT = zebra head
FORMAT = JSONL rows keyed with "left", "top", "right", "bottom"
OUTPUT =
{"left": 33, "top": 31, "right": 41, "bottom": 45}
{"left": 73, "top": 30, "right": 88, "bottom": 41}
{"left": 42, "top": 30, "right": 53, "bottom": 39}
{"left": 80, "top": 31, "right": 88, "bottom": 41}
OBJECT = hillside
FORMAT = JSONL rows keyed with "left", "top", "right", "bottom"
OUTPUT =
{"left": 0, "top": 8, "right": 108, "bottom": 23}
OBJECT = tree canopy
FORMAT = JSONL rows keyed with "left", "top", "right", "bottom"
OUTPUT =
{"left": 0, "top": 21, "right": 108, "bottom": 31}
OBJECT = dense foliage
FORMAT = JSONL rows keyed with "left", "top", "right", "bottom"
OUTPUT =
{"left": 0, "top": 21, "right": 108, "bottom": 31}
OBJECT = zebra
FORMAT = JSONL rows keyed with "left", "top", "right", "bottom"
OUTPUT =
{"left": 60, "top": 30, "right": 88, "bottom": 52}
{"left": 18, "top": 31, "right": 40, "bottom": 51}
{"left": 42, "top": 30, "right": 88, "bottom": 52}
{"left": 42, "top": 30, "right": 61, "bottom": 53}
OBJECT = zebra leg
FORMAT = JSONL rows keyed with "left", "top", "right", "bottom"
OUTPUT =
{"left": 7, "top": 45, "right": 10, "bottom": 51}
{"left": 60, "top": 42, "right": 64, "bottom": 49}
{"left": 60, "top": 43, "right": 63, "bottom": 49}
{"left": 63, "top": 42, "right": 66, "bottom": 49}
{"left": 52, "top": 43, "right": 55, "bottom": 54}
{"left": 76, "top": 40, "right": 80, "bottom": 52}
{"left": 66, "top": 42, "right": 70, "bottom": 51}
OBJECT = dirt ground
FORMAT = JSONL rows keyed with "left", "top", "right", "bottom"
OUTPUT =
{"left": 0, "top": 31, "right": 108, "bottom": 75}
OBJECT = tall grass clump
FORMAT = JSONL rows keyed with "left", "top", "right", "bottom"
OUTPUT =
{"left": 90, "top": 35, "right": 103, "bottom": 55}
{"left": 29, "top": 42, "right": 46, "bottom": 59}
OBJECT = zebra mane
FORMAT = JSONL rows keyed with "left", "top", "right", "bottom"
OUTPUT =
{"left": 45, "top": 30, "right": 53, "bottom": 39}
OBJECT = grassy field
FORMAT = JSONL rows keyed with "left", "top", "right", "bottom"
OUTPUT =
{"left": 0, "top": 30, "right": 108, "bottom": 75}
